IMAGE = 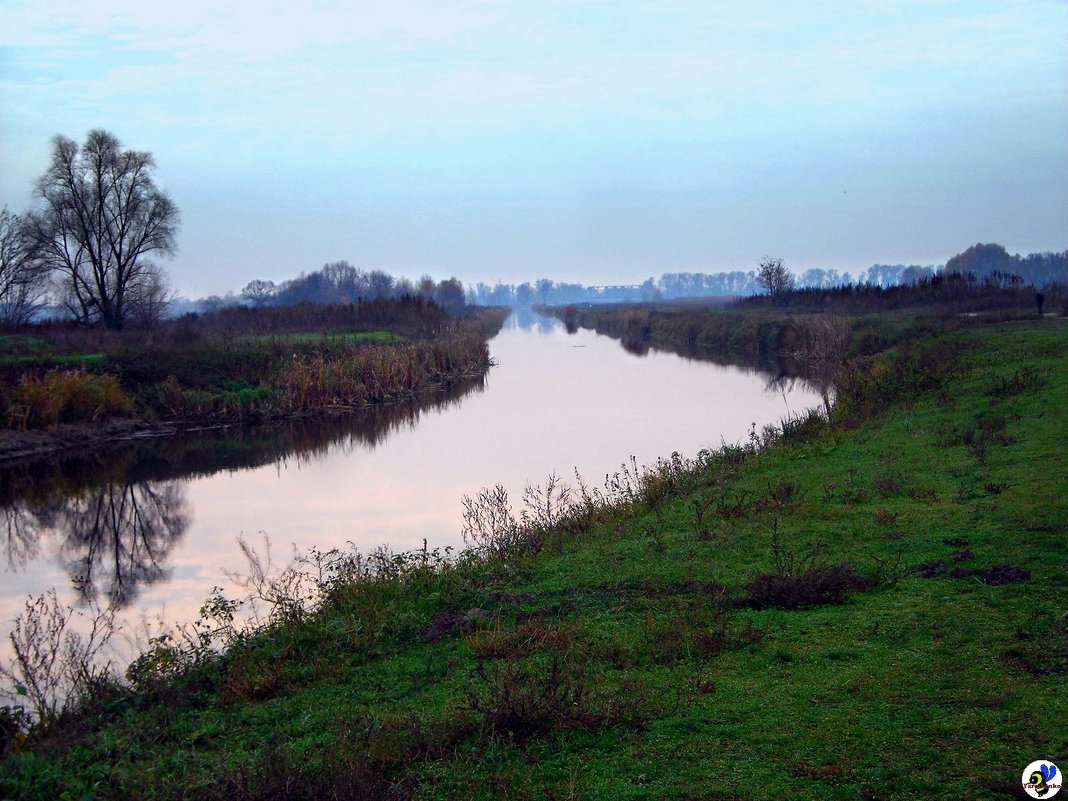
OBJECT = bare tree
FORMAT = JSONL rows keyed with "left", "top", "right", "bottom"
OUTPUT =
{"left": 242, "top": 279, "right": 277, "bottom": 307}
{"left": 0, "top": 208, "right": 48, "bottom": 327}
{"left": 757, "top": 256, "right": 794, "bottom": 301}
{"left": 25, "top": 130, "right": 180, "bottom": 329}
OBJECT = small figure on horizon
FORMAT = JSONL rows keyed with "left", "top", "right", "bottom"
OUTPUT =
{"left": 1036, "top": 292, "right": 1045, "bottom": 317}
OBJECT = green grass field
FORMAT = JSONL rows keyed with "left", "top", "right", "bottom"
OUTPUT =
{"left": 2, "top": 318, "right": 1065, "bottom": 800}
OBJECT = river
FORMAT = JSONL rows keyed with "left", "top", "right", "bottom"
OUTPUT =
{"left": 0, "top": 310, "right": 823, "bottom": 661}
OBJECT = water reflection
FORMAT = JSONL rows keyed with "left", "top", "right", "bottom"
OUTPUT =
{"left": 0, "top": 314, "right": 830, "bottom": 635}
{"left": 2, "top": 481, "right": 188, "bottom": 606}
{"left": 60, "top": 481, "right": 188, "bottom": 605}
{"left": 3, "top": 505, "right": 44, "bottom": 570}
{"left": 509, "top": 306, "right": 558, "bottom": 334}
{"left": 549, "top": 309, "right": 834, "bottom": 397}
{"left": 0, "top": 374, "right": 486, "bottom": 607}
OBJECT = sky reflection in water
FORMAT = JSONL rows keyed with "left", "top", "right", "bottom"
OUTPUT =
{"left": 0, "top": 312, "right": 824, "bottom": 650}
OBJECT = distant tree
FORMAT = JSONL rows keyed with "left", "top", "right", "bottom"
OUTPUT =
{"left": 25, "top": 130, "right": 180, "bottom": 329}
{"left": 199, "top": 295, "right": 227, "bottom": 313}
{"left": 242, "top": 279, "right": 276, "bottom": 307}
{"left": 900, "top": 265, "right": 934, "bottom": 285}
{"left": 515, "top": 282, "right": 534, "bottom": 306}
{"left": 321, "top": 261, "right": 362, "bottom": 301}
{"left": 0, "top": 208, "right": 48, "bottom": 326}
{"left": 639, "top": 277, "right": 660, "bottom": 301}
{"left": 488, "top": 282, "right": 515, "bottom": 305}
{"left": 416, "top": 275, "right": 436, "bottom": 299}
{"left": 367, "top": 270, "right": 394, "bottom": 300}
{"left": 986, "top": 270, "right": 1023, "bottom": 289}
{"left": 434, "top": 277, "right": 466, "bottom": 311}
{"left": 799, "top": 268, "right": 828, "bottom": 289}
{"left": 756, "top": 257, "right": 794, "bottom": 301}
{"left": 535, "top": 278, "right": 554, "bottom": 305}
{"left": 865, "top": 264, "right": 906, "bottom": 287}
{"left": 944, "top": 243, "right": 1012, "bottom": 280}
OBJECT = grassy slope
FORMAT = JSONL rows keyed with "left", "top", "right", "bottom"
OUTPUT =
{"left": 3, "top": 320, "right": 1066, "bottom": 800}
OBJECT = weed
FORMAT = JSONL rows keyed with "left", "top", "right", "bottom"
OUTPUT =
{"left": 788, "top": 759, "right": 846, "bottom": 778}
{"left": 465, "top": 619, "right": 578, "bottom": 661}
{"left": 713, "top": 488, "right": 752, "bottom": 521}
{"left": 5, "top": 370, "right": 133, "bottom": 429}
{"left": 942, "top": 412, "right": 1015, "bottom": 464}
{"left": 744, "top": 524, "right": 878, "bottom": 609}
{"left": 762, "top": 479, "right": 800, "bottom": 511}
{"left": 643, "top": 602, "right": 764, "bottom": 665}
{"left": 873, "top": 467, "right": 908, "bottom": 496}
{"left": 461, "top": 484, "right": 524, "bottom": 556}
{"left": 875, "top": 508, "right": 899, "bottom": 527}
{"left": 691, "top": 494, "right": 717, "bottom": 540}
{"left": 986, "top": 369, "right": 1045, "bottom": 401}
{"left": 0, "top": 590, "right": 117, "bottom": 726}
{"left": 465, "top": 655, "right": 591, "bottom": 742}
{"left": 212, "top": 736, "right": 417, "bottom": 801}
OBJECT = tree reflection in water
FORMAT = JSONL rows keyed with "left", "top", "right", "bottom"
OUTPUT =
{"left": 3, "top": 504, "right": 45, "bottom": 570}
{"left": 56, "top": 481, "right": 189, "bottom": 606}
{"left": 3, "top": 481, "right": 189, "bottom": 608}
{"left": 0, "top": 373, "right": 487, "bottom": 608}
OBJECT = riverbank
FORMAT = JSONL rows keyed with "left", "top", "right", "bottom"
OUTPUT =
{"left": 0, "top": 301, "right": 507, "bottom": 465}
{"left": 2, "top": 316, "right": 1065, "bottom": 800}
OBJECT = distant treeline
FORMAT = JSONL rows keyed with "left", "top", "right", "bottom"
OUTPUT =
{"left": 734, "top": 270, "right": 1065, "bottom": 314}
{"left": 189, "top": 261, "right": 468, "bottom": 315}
{"left": 464, "top": 242, "right": 1066, "bottom": 306}
{"left": 187, "top": 241, "right": 1066, "bottom": 315}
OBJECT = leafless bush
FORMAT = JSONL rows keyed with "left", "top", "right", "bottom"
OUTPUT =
{"left": 465, "top": 655, "right": 591, "bottom": 741}
{"left": 0, "top": 590, "right": 116, "bottom": 724}
{"left": 743, "top": 523, "right": 878, "bottom": 610}
{"left": 225, "top": 534, "right": 320, "bottom": 625}
{"left": 521, "top": 473, "right": 573, "bottom": 532}
{"left": 461, "top": 484, "right": 522, "bottom": 555}
{"left": 462, "top": 474, "right": 588, "bottom": 556}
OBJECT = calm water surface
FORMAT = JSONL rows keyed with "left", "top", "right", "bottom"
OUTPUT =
{"left": 0, "top": 311, "right": 822, "bottom": 650}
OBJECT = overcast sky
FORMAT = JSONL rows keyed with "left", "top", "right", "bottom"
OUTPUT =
{"left": 2, "top": 1, "right": 1066, "bottom": 298}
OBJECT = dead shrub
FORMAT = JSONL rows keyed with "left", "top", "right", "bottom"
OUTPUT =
{"left": 465, "top": 655, "right": 592, "bottom": 741}
{"left": 465, "top": 619, "right": 578, "bottom": 661}
{"left": 875, "top": 509, "right": 899, "bottom": 527}
{"left": 0, "top": 590, "right": 117, "bottom": 726}
{"left": 643, "top": 604, "right": 763, "bottom": 664}
{"left": 744, "top": 526, "right": 878, "bottom": 610}
{"left": 986, "top": 369, "right": 1045, "bottom": 401}
{"left": 215, "top": 740, "right": 415, "bottom": 801}
{"left": 7, "top": 369, "right": 133, "bottom": 429}
{"left": 873, "top": 467, "right": 908, "bottom": 496}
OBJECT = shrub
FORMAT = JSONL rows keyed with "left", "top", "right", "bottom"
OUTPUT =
{"left": 743, "top": 526, "right": 878, "bottom": 610}
{"left": 465, "top": 655, "right": 592, "bottom": 741}
{"left": 6, "top": 369, "right": 133, "bottom": 428}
